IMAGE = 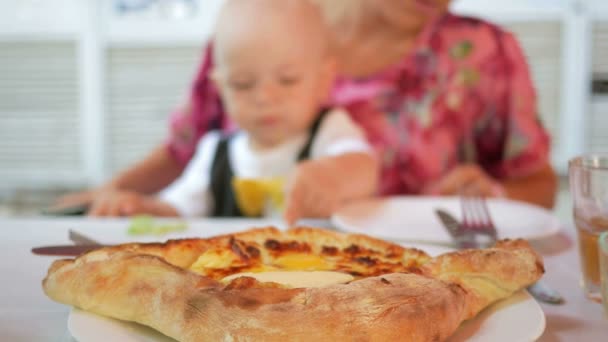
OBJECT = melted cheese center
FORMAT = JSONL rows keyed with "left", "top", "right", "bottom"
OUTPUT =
{"left": 222, "top": 271, "right": 354, "bottom": 288}
{"left": 272, "top": 254, "right": 331, "bottom": 270}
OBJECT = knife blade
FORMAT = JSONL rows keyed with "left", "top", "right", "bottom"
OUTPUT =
{"left": 435, "top": 209, "right": 461, "bottom": 239}
{"left": 434, "top": 209, "right": 476, "bottom": 249}
{"left": 31, "top": 244, "right": 105, "bottom": 256}
{"left": 68, "top": 229, "right": 100, "bottom": 245}
{"left": 41, "top": 203, "right": 90, "bottom": 216}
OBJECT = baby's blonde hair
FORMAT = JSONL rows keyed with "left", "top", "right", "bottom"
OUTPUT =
{"left": 213, "top": 0, "right": 333, "bottom": 64}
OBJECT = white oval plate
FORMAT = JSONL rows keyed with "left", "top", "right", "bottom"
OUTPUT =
{"left": 332, "top": 196, "right": 561, "bottom": 244}
{"left": 68, "top": 289, "right": 544, "bottom": 342}
{"left": 68, "top": 309, "right": 174, "bottom": 342}
{"left": 448, "top": 290, "right": 545, "bottom": 342}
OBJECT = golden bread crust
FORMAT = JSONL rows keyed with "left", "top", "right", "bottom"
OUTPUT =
{"left": 42, "top": 227, "right": 543, "bottom": 341}
{"left": 422, "top": 239, "right": 544, "bottom": 319}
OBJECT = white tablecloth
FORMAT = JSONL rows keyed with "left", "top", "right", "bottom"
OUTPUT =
{"left": 0, "top": 217, "right": 606, "bottom": 341}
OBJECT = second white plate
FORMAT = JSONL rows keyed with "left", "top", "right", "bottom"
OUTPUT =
{"left": 331, "top": 196, "right": 560, "bottom": 244}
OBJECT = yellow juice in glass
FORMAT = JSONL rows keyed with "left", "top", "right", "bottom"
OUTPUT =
{"left": 575, "top": 215, "right": 608, "bottom": 302}
{"left": 600, "top": 231, "right": 608, "bottom": 314}
{"left": 570, "top": 155, "right": 608, "bottom": 302}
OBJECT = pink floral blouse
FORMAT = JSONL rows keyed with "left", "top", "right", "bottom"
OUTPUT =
{"left": 167, "top": 13, "right": 550, "bottom": 195}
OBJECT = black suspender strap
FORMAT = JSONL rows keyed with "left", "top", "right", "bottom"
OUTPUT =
{"left": 296, "top": 107, "right": 331, "bottom": 161}
{"left": 209, "top": 135, "right": 246, "bottom": 217}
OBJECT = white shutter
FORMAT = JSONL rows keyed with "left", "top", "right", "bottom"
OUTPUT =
{"left": 590, "top": 96, "right": 608, "bottom": 153}
{"left": 593, "top": 21, "right": 608, "bottom": 75}
{"left": 589, "top": 21, "right": 608, "bottom": 153}
{"left": 500, "top": 21, "right": 563, "bottom": 151}
{"left": 105, "top": 45, "right": 202, "bottom": 174}
{"left": 0, "top": 40, "right": 81, "bottom": 182}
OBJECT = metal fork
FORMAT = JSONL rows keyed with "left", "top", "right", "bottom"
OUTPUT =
{"left": 460, "top": 194, "right": 564, "bottom": 304}
{"left": 460, "top": 195, "right": 497, "bottom": 248}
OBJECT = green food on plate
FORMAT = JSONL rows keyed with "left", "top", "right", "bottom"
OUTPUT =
{"left": 127, "top": 215, "right": 187, "bottom": 236}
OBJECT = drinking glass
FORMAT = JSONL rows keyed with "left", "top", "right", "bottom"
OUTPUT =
{"left": 599, "top": 231, "right": 608, "bottom": 313}
{"left": 569, "top": 155, "right": 608, "bottom": 302}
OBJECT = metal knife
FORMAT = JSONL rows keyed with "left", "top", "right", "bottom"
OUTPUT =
{"left": 435, "top": 209, "right": 461, "bottom": 239}
{"left": 69, "top": 229, "right": 101, "bottom": 245}
{"left": 434, "top": 208, "right": 565, "bottom": 305}
{"left": 435, "top": 209, "right": 477, "bottom": 249}
{"left": 41, "top": 203, "right": 89, "bottom": 216}
{"left": 31, "top": 244, "right": 105, "bottom": 256}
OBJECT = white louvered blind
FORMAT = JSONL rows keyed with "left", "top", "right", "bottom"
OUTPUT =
{"left": 105, "top": 45, "right": 202, "bottom": 174}
{"left": 0, "top": 41, "right": 81, "bottom": 181}
{"left": 590, "top": 96, "right": 608, "bottom": 153}
{"left": 592, "top": 21, "right": 608, "bottom": 75}
{"left": 589, "top": 21, "right": 608, "bottom": 153}
{"left": 501, "top": 21, "right": 563, "bottom": 152}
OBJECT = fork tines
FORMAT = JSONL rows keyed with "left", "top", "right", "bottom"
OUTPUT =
{"left": 460, "top": 195, "right": 498, "bottom": 240}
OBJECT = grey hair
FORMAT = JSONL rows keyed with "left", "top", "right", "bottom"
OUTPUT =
{"left": 307, "top": 0, "right": 363, "bottom": 26}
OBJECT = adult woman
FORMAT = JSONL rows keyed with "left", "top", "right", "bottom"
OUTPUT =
{"left": 55, "top": 0, "right": 557, "bottom": 217}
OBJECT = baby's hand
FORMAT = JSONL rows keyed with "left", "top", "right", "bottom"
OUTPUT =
{"left": 88, "top": 190, "right": 178, "bottom": 217}
{"left": 283, "top": 160, "right": 342, "bottom": 225}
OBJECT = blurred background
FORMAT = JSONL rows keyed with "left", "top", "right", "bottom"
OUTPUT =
{"left": 0, "top": 0, "right": 606, "bottom": 215}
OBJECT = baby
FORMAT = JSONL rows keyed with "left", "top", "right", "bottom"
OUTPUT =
{"left": 125, "top": 0, "right": 378, "bottom": 224}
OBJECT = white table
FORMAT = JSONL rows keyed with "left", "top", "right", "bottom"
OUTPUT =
{"left": 0, "top": 217, "right": 606, "bottom": 341}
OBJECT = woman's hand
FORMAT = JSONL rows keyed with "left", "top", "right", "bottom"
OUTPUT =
{"left": 424, "top": 164, "right": 506, "bottom": 197}
{"left": 283, "top": 160, "right": 343, "bottom": 226}
{"left": 88, "top": 189, "right": 178, "bottom": 217}
{"left": 52, "top": 189, "right": 98, "bottom": 210}
{"left": 424, "top": 163, "right": 557, "bottom": 209}
{"left": 51, "top": 143, "right": 185, "bottom": 215}
{"left": 49, "top": 185, "right": 117, "bottom": 215}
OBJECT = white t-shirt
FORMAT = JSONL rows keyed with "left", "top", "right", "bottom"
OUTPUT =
{"left": 160, "top": 108, "right": 371, "bottom": 217}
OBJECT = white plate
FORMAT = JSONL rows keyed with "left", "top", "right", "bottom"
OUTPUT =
{"left": 447, "top": 290, "right": 545, "bottom": 342}
{"left": 68, "top": 290, "right": 544, "bottom": 342}
{"left": 332, "top": 196, "right": 561, "bottom": 244}
{"left": 68, "top": 309, "right": 175, "bottom": 342}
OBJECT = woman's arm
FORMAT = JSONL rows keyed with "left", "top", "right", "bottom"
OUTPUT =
{"left": 502, "top": 163, "right": 557, "bottom": 209}
{"left": 108, "top": 144, "right": 185, "bottom": 194}
{"left": 424, "top": 163, "right": 558, "bottom": 209}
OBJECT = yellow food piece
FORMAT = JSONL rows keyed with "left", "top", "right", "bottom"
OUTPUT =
{"left": 232, "top": 177, "right": 285, "bottom": 217}
{"left": 189, "top": 249, "right": 242, "bottom": 272}
{"left": 232, "top": 179, "right": 266, "bottom": 216}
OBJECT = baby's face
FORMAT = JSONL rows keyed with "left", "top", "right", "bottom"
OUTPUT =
{"left": 213, "top": 4, "right": 333, "bottom": 148}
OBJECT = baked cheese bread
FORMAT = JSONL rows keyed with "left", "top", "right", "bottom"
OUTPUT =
{"left": 43, "top": 227, "right": 544, "bottom": 341}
